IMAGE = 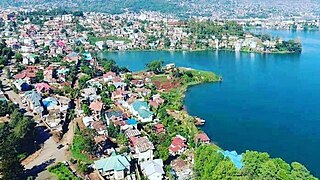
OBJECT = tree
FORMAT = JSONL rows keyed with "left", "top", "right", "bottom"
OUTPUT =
{"left": 35, "top": 70, "right": 44, "bottom": 83}
{"left": 212, "top": 160, "right": 240, "bottom": 180}
{"left": 79, "top": 75, "right": 91, "bottom": 89}
{"left": 108, "top": 122, "right": 120, "bottom": 138}
{"left": 0, "top": 152, "right": 24, "bottom": 180}
{"left": 14, "top": 52, "right": 23, "bottom": 62}
{"left": 291, "top": 162, "right": 317, "bottom": 180}
{"left": 0, "top": 109, "right": 36, "bottom": 179}
{"left": 116, "top": 133, "right": 128, "bottom": 146}
{"left": 102, "top": 59, "right": 119, "bottom": 73}
{"left": 164, "top": 37, "right": 171, "bottom": 48}
{"left": 241, "top": 150, "right": 270, "bottom": 178}
{"left": 81, "top": 104, "right": 91, "bottom": 116}
{"left": 107, "top": 84, "right": 116, "bottom": 93}
{"left": 146, "top": 60, "right": 164, "bottom": 74}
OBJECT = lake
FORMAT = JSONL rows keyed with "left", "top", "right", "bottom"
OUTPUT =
{"left": 102, "top": 30, "right": 320, "bottom": 176}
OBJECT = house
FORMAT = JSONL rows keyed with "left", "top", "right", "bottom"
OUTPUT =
{"left": 103, "top": 72, "right": 117, "bottom": 82}
{"left": 42, "top": 97, "right": 59, "bottom": 110}
{"left": 130, "top": 136, "right": 154, "bottom": 162}
{"left": 195, "top": 133, "right": 210, "bottom": 144}
{"left": 91, "top": 121, "right": 108, "bottom": 135}
{"left": 56, "top": 68, "right": 70, "bottom": 82}
{"left": 140, "top": 159, "right": 165, "bottom": 180}
{"left": 169, "top": 135, "right": 187, "bottom": 156}
{"left": 131, "top": 79, "right": 144, "bottom": 88}
{"left": 171, "top": 158, "right": 192, "bottom": 180}
{"left": 23, "top": 90, "right": 43, "bottom": 114}
{"left": 90, "top": 100, "right": 103, "bottom": 120}
{"left": 113, "top": 82, "right": 127, "bottom": 89}
{"left": 149, "top": 94, "right": 164, "bottom": 109}
{"left": 81, "top": 87, "right": 99, "bottom": 102}
{"left": 124, "top": 129, "right": 141, "bottom": 138}
{"left": 35, "top": 82, "right": 52, "bottom": 93}
{"left": 22, "top": 53, "right": 38, "bottom": 64}
{"left": 14, "top": 79, "right": 31, "bottom": 91}
{"left": 154, "top": 124, "right": 165, "bottom": 134}
{"left": 14, "top": 71, "right": 36, "bottom": 83}
{"left": 130, "top": 100, "right": 153, "bottom": 123}
{"left": 83, "top": 116, "right": 94, "bottom": 127}
{"left": 105, "top": 110, "right": 124, "bottom": 125}
{"left": 87, "top": 79, "right": 103, "bottom": 89}
{"left": 165, "top": 63, "right": 175, "bottom": 71}
{"left": 94, "top": 153, "right": 131, "bottom": 180}
{"left": 111, "top": 89, "right": 129, "bottom": 101}
{"left": 43, "top": 66, "right": 56, "bottom": 82}
{"left": 64, "top": 51, "right": 79, "bottom": 62}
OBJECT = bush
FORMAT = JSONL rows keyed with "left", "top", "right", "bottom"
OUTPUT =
{"left": 48, "top": 162, "right": 81, "bottom": 180}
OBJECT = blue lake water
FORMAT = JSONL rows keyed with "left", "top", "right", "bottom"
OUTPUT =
{"left": 102, "top": 30, "right": 320, "bottom": 176}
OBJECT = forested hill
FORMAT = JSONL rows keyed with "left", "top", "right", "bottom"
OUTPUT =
{"left": 0, "top": 0, "right": 185, "bottom": 15}
{"left": 1, "top": 0, "right": 319, "bottom": 19}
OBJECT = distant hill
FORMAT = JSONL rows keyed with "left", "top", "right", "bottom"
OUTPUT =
{"left": 1, "top": 0, "right": 319, "bottom": 19}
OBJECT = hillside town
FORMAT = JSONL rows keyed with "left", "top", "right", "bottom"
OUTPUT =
{"left": 0, "top": 6, "right": 222, "bottom": 179}
{"left": 0, "top": 6, "right": 316, "bottom": 180}
{"left": 0, "top": 8, "right": 302, "bottom": 54}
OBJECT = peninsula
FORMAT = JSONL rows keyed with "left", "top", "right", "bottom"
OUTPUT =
{"left": 0, "top": 7, "right": 316, "bottom": 180}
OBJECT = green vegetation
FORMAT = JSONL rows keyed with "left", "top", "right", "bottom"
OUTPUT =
{"left": 70, "top": 124, "right": 95, "bottom": 163}
{"left": 161, "top": 68, "right": 220, "bottom": 111}
{"left": 275, "top": 39, "right": 302, "bottom": 53}
{"left": 194, "top": 145, "right": 317, "bottom": 180}
{"left": 148, "top": 63, "right": 220, "bottom": 160}
{"left": 35, "top": 70, "right": 44, "bottom": 83}
{"left": 0, "top": 39, "right": 15, "bottom": 69}
{"left": 88, "top": 35, "right": 132, "bottom": 45}
{"left": 0, "top": 101, "right": 15, "bottom": 116}
{"left": 146, "top": 60, "right": 164, "bottom": 74}
{"left": 0, "top": 109, "right": 37, "bottom": 179}
{"left": 189, "top": 20, "right": 244, "bottom": 40}
{"left": 48, "top": 162, "right": 81, "bottom": 180}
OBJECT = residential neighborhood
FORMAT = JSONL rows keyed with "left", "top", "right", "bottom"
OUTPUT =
{"left": 0, "top": 4, "right": 317, "bottom": 180}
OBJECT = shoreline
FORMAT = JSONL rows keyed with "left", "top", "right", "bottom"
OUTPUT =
{"left": 99, "top": 48, "right": 300, "bottom": 55}
{"left": 159, "top": 67, "right": 222, "bottom": 148}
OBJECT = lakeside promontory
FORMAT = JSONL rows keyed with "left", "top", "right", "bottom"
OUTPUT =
{"left": 0, "top": 7, "right": 316, "bottom": 180}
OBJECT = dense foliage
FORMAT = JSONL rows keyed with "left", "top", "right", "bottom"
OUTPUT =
{"left": 146, "top": 60, "right": 164, "bottom": 74}
{"left": 48, "top": 162, "right": 81, "bottom": 180}
{"left": 0, "top": 39, "right": 15, "bottom": 69}
{"left": 0, "top": 110, "right": 37, "bottom": 179}
{"left": 194, "top": 145, "right": 317, "bottom": 180}
{"left": 189, "top": 20, "right": 244, "bottom": 40}
{"left": 70, "top": 124, "right": 95, "bottom": 163}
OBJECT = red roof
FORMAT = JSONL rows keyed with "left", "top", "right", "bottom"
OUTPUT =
{"left": 169, "top": 136, "right": 187, "bottom": 153}
{"left": 171, "top": 137, "right": 185, "bottom": 147}
{"left": 13, "top": 71, "right": 36, "bottom": 79}
{"left": 14, "top": 73, "right": 25, "bottom": 79}
{"left": 196, "top": 133, "right": 210, "bottom": 142}
{"left": 103, "top": 72, "right": 116, "bottom": 78}
{"left": 35, "top": 82, "right": 51, "bottom": 92}
{"left": 155, "top": 124, "right": 164, "bottom": 129}
{"left": 169, "top": 145, "right": 181, "bottom": 153}
{"left": 90, "top": 101, "right": 103, "bottom": 111}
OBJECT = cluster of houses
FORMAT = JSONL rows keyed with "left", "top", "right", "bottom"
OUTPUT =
{"left": 0, "top": 8, "right": 217, "bottom": 180}
{"left": 0, "top": 7, "right": 285, "bottom": 55}
{"left": 10, "top": 65, "right": 71, "bottom": 134}
{"left": 72, "top": 61, "right": 212, "bottom": 179}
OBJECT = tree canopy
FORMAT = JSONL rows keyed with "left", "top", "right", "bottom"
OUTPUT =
{"left": 146, "top": 60, "right": 164, "bottom": 74}
{"left": 194, "top": 145, "right": 317, "bottom": 180}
